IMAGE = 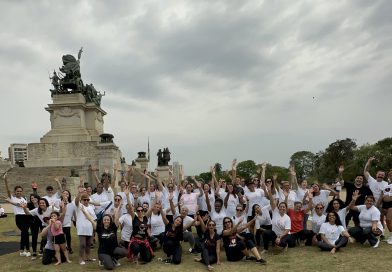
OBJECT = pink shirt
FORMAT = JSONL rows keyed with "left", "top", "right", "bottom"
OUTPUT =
{"left": 50, "top": 220, "right": 64, "bottom": 236}
{"left": 181, "top": 192, "right": 199, "bottom": 215}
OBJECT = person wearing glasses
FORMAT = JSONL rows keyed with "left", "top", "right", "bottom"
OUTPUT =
{"left": 221, "top": 216, "right": 266, "bottom": 264}
{"left": 194, "top": 216, "right": 221, "bottom": 271}
{"left": 75, "top": 188, "right": 97, "bottom": 265}
{"left": 317, "top": 211, "right": 351, "bottom": 254}
{"left": 311, "top": 203, "right": 326, "bottom": 243}
{"left": 128, "top": 204, "right": 154, "bottom": 263}
{"left": 3, "top": 172, "right": 30, "bottom": 257}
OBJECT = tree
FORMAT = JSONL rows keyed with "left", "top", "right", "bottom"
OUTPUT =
{"left": 289, "top": 151, "right": 315, "bottom": 180}
{"left": 314, "top": 138, "right": 357, "bottom": 182}
{"left": 265, "top": 164, "right": 289, "bottom": 181}
{"left": 236, "top": 160, "right": 257, "bottom": 180}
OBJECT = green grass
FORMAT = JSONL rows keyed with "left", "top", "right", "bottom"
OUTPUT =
{"left": 0, "top": 214, "right": 390, "bottom": 272}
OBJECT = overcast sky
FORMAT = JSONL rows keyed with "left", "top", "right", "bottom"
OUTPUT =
{"left": 0, "top": 0, "right": 391, "bottom": 174}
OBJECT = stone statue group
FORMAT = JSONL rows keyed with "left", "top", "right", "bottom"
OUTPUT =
{"left": 157, "top": 148, "right": 171, "bottom": 166}
{"left": 49, "top": 47, "right": 105, "bottom": 106}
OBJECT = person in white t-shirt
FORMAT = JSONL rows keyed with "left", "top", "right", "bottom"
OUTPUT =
{"left": 4, "top": 173, "right": 30, "bottom": 256}
{"left": 381, "top": 170, "right": 392, "bottom": 244}
{"left": 364, "top": 157, "right": 387, "bottom": 204}
{"left": 318, "top": 211, "right": 351, "bottom": 254}
{"left": 311, "top": 183, "right": 338, "bottom": 213}
{"left": 262, "top": 183, "right": 295, "bottom": 251}
{"left": 348, "top": 192, "right": 383, "bottom": 248}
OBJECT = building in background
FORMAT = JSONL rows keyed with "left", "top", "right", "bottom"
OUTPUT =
{"left": 8, "top": 144, "right": 27, "bottom": 167}
{"left": 172, "top": 161, "right": 183, "bottom": 182}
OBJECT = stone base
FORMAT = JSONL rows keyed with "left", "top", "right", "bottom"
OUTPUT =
{"left": 156, "top": 166, "right": 170, "bottom": 181}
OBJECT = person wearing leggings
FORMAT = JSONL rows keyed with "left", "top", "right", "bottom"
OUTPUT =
{"left": 4, "top": 174, "right": 30, "bottom": 256}
{"left": 27, "top": 194, "right": 41, "bottom": 259}
{"left": 160, "top": 208, "right": 183, "bottom": 265}
{"left": 195, "top": 214, "right": 221, "bottom": 271}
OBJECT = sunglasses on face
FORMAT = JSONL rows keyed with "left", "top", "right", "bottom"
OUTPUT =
{"left": 136, "top": 209, "right": 143, "bottom": 212}
{"left": 385, "top": 188, "right": 391, "bottom": 192}
{"left": 83, "top": 199, "right": 90, "bottom": 202}
{"left": 316, "top": 207, "right": 323, "bottom": 210}
{"left": 168, "top": 186, "right": 174, "bottom": 189}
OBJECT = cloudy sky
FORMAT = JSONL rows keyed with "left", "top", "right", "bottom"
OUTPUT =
{"left": 0, "top": 0, "right": 391, "bottom": 174}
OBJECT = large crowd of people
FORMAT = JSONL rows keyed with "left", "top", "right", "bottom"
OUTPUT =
{"left": 1, "top": 156, "right": 392, "bottom": 270}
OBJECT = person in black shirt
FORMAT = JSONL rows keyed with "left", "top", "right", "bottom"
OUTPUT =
{"left": 97, "top": 206, "right": 127, "bottom": 270}
{"left": 161, "top": 207, "right": 183, "bottom": 265}
{"left": 345, "top": 175, "right": 373, "bottom": 227}
{"left": 129, "top": 205, "right": 154, "bottom": 263}
{"left": 195, "top": 215, "right": 221, "bottom": 271}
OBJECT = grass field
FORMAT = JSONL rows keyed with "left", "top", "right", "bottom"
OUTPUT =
{"left": 1, "top": 188, "right": 390, "bottom": 272}
{"left": 0, "top": 214, "right": 390, "bottom": 272}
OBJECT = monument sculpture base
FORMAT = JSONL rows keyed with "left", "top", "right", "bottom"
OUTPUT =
{"left": 156, "top": 166, "right": 170, "bottom": 181}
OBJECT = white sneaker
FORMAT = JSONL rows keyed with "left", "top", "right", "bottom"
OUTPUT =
{"left": 387, "top": 236, "right": 392, "bottom": 245}
{"left": 373, "top": 239, "right": 380, "bottom": 248}
{"left": 19, "top": 252, "right": 27, "bottom": 257}
{"left": 25, "top": 252, "right": 31, "bottom": 257}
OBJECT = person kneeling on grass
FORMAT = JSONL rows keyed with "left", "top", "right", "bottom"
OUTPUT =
{"left": 318, "top": 211, "right": 352, "bottom": 254}
{"left": 161, "top": 207, "right": 184, "bottom": 265}
{"left": 97, "top": 209, "right": 127, "bottom": 270}
{"left": 41, "top": 221, "right": 66, "bottom": 265}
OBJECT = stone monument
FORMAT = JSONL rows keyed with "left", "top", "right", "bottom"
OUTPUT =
{"left": 24, "top": 48, "right": 123, "bottom": 186}
{"left": 156, "top": 147, "right": 171, "bottom": 180}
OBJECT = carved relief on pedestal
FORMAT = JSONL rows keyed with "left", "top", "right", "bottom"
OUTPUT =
{"left": 54, "top": 107, "right": 81, "bottom": 119}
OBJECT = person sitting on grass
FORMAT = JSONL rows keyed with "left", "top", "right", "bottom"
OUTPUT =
{"left": 318, "top": 211, "right": 352, "bottom": 254}
{"left": 41, "top": 220, "right": 66, "bottom": 265}
{"left": 194, "top": 215, "right": 221, "bottom": 271}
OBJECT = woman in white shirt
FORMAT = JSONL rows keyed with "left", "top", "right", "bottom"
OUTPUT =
{"left": 148, "top": 203, "right": 165, "bottom": 250}
{"left": 75, "top": 190, "right": 97, "bottom": 265}
{"left": 311, "top": 203, "right": 327, "bottom": 244}
{"left": 348, "top": 193, "right": 383, "bottom": 248}
{"left": 318, "top": 211, "right": 351, "bottom": 254}
{"left": 4, "top": 174, "right": 30, "bottom": 256}
{"left": 262, "top": 183, "right": 295, "bottom": 251}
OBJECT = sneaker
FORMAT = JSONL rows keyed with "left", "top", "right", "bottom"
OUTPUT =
{"left": 19, "top": 252, "right": 27, "bottom": 257}
{"left": 164, "top": 258, "right": 172, "bottom": 264}
{"left": 246, "top": 256, "right": 257, "bottom": 261}
{"left": 80, "top": 261, "right": 86, "bottom": 265}
{"left": 25, "top": 252, "right": 31, "bottom": 257}
{"left": 372, "top": 239, "right": 380, "bottom": 248}
{"left": 190, "top": 248, "right": 198, "bottom": 255}
{"left": 31, "top": 253, "right": 37, "bottom": 260}
{"left": 68, "top": 248, "right": 73, "bottom": 254}
{"left": 38, "top": 250, "right": 43, "bottom": 256}
{"left": 112, "top": 259, "right": 120, "bottom": 267}
{"left": 98, "top": 260, "right": 104, "bottom": 267}
{"left": 387, "top": 237, "right": 392, "bottom": 245}
{"left": 256, "top": 258, "right": 267, "bottom": 264}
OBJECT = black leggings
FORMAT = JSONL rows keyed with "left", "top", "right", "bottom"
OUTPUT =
{"left": 63, "top": 227, "right": 72, "bottom": 250}
{"left": 163, "top": 240, "right": 182, "bottom": 264}
{"left": 262, "top": 230, "right": 296, "bottom": 250}
{"left": 15, "top": 214, "right": 30, "bottom": 251}
{"left": 30, "top": 217, "right": 42, "bottom": 253}
{"left": 130, "top": 242, "right": 153, "bottom": 262}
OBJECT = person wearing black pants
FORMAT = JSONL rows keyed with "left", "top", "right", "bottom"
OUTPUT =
{"left": 28, "top": 194, "right": 41, "bottom": 259}
{"left": 4, "top": 175, "right": 31, "bottom": 256}
{"left": 161, "top": 209, "right": 183, "bottom": 265}
{"left": 194, "top": 214, "right": 221, "bottom": 271}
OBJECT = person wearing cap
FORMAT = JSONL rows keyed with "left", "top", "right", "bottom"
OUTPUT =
{"left": 43, "top": 178, "right": 62, "bottom": 208}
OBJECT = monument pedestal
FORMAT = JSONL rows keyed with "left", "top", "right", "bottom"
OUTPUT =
{"left": 24, "top": 93, "right": 122, "bottom": 178}
{"left": 156, "top": 166, "right": 170, "bottom": 181}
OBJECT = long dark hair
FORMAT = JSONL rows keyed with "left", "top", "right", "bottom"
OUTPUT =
{"left": 326, "top": 198, "right": 346, "bottom": 213}
{"left": 325, "top": 211, "right": 343, "bottom": 226}
{"left": 62, "top": 190, "right": 72, "bottom": 203}
{"left": 38, "top": 198, "right": 49, "bottom": 215}
{"left": 251, "top": 204, "right": 260, "bottom": 218}
{"left": 101, "top": 214, "right": 115, "bottom": 231}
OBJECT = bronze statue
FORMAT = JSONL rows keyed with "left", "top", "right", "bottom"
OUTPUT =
{"left": 157, "top": 148, "right": 171, "bottom": 166}
{"left": 49, "top": 47, "right": 106, "bottom": 107}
